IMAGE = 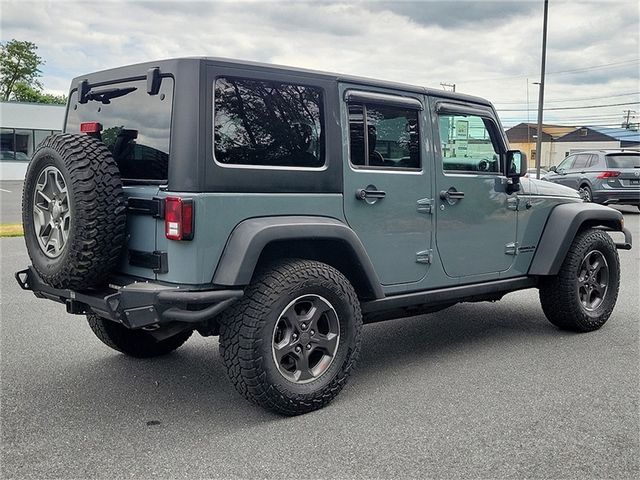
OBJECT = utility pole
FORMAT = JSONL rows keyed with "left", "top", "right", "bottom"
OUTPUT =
{"left": 622, "top": 109, "right": 633, "bottom": 128}
{"left": 535, "top": 0, "right": 549, "bottom": 178}
{"left": 440, "top": 82, "right": 456, "bottom": 92}
{"left": 526, "top": 78, "right": 531, "bottom": 156}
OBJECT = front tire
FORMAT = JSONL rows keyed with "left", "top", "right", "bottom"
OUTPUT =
{"left": 87, "top": 314, "right": 192, "bottom": 358}
{"left": 578, "top": 185, "right": 592, "bottom": 203}
{"left": 218, "top": 259, "right": 362, "bottom": 415}
{"left": 539, "top": 228, "right": 620, "bottom": 332}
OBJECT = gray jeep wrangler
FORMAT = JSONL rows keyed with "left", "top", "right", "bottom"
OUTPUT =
{"left": 16, "top": 58, "right": 633, "bottom": 415}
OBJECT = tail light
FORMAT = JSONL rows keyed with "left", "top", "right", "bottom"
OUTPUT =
{"left": 80, "top": 122, "right": 102, "bottom": 134}
{"left": 164, "top": 197, "right": 194, "bottom": 241}
{"left": 597, "top": 171, "right": 620, "bottom": 179}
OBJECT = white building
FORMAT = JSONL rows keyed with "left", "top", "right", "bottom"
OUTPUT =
{"left": 0, "top": 101, "right": 65, "bottom": 180}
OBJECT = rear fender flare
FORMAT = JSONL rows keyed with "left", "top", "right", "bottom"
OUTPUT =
{"left": 212, "top": 216, "right": 384, "bottom": 299}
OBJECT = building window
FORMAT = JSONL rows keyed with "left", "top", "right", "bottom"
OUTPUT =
{"left": 214, "top": 77, "right": 325, "bottom": 168}
{"left": 0, "top": 128, "right": 59, "bottom": 161}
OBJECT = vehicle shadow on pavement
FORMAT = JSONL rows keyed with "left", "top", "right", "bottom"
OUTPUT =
{"left": 355, "top": 298, "right": 563, "bottom": 382}
{"left": 20, "top": 295, "right": 566, "bottom": 427}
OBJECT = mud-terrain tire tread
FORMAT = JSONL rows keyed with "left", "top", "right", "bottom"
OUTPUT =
{"left": 539, "top": 228, "right": 620, "bottom": 332}
{"left": 22, "top": 134, "right": 126, "bottom": 289}
{"left": 218, "top": 259, "right": 362, "bottom": 415}
{"left": 87, "top": 314, "right": 192, "bottom": 358}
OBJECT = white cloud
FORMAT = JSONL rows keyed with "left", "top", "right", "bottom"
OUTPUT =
{"left": 1, "top": 0, "right": 638, "bottom": 127}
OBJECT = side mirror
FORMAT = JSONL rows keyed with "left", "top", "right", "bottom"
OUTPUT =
{"left": 549, "top": 165, "right": 557, "bottom": 172}
{"left": 505, "top": 150, "right": 527, "bottom": 180}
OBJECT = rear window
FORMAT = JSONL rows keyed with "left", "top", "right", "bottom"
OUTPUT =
{"left": 66, "top": 78, "right": 174, "bottom": 181}
{"left": 606, "top": 154, "right": 640, "bottom": 169}
{"left": 213, "top": 77, "right": 324, "bottom": 168}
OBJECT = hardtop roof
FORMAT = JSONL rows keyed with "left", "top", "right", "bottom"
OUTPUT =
{"left": 70, "top": 56, "right": 493, "bottom": 107}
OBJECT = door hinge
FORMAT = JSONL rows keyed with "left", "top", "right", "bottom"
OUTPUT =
{"left": 416, "top": 249, "right": 434, "bottom": 264}
{"left": 505, "top": 242, "right": 519, "bottom": 255}
{"left": 127, "top": 197, "right": 165, "bottom": 218}
{"left": 416, "top": 198, "right": 434, "bottom": 214}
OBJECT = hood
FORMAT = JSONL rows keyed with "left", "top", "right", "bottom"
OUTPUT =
{"left": 519, "top": 178, "right": 582, "bottom": 198}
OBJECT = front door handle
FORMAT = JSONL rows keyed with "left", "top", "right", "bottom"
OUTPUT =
{"left": 356, "top": 187, "right": 386, "bottom": 200}
{"left": 440, "top": 187, "right": 465, "bottom": 205}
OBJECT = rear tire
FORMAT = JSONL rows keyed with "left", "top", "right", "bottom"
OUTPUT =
{"left": 218, "top": 259, "right": 362, "bottom": 415}
{"left": 87, "top": 314, "right": 192, "bottom": 358}
{"left": 22, "top": 134, "right": 126, "bottom": 289}
{"left": 539, "top": 228, "right": 620, "bottom": 332}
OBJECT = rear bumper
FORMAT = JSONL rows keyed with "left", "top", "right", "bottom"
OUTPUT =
{"left": 592, "top": 188, "right": 640, "bottom": 205}
{"left": 15, "top": 266, "right": 243, "bottom": 329}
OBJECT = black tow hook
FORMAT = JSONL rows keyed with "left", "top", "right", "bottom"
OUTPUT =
{"left": 15, "top": 269, "right": 31, "bottom": 290}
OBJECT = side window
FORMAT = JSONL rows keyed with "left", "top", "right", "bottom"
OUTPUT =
{"left": 557, "top": 155, "right": 574, "bottom": 171}
{"left": 213, "top": 77, "right": 324, "bottom": 168}
{"left": 347, "top": 103, "right": 420, "bottom": 169}
{"left": 587, "top": 154, "right": 601, "bottom": 168}
{"left": 572, "top": 154, "right": 590, "bottom": 170}
{"left": 438, "top": 114, "right": 501, "bottom": 173}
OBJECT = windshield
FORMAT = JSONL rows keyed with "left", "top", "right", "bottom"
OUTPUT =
{"left": 606, "top": 154, "right": 640, "bottom": 169}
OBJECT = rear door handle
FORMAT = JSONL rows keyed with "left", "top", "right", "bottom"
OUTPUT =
{"left": 356, "top": 188, "right": 386, "bottom": 200}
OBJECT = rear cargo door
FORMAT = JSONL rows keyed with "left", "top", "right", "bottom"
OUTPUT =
{"left": 65, "top": 76, "right": 175, "bottom": 280}
{"left": 606, "top": 153, "right": 640, "bottom": 188}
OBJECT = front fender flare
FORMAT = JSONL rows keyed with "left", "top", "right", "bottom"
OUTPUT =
{"left": 212, "top": 216, "right": 384, "bottom": 299}
{"left": 529, "top": 202, "right": 628, "bottom": 276}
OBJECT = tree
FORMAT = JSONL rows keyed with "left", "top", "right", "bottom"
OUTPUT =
{"left": 12, "top": 82, "right": 66, "bottom": 105}
{"left": 0, "top": 39, "right": 43, "bottom": 101}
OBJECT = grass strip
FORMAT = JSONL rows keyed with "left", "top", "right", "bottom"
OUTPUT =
{"left": 0, "top": 224, "right": 24, "bottom": 237}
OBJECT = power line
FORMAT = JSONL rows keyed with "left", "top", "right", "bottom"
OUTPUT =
{"left": 497, "top": 101, "right": 640, "bottom": 112}
{"left": 500, "top": 116, "right": 630, "bottom": 123}
{"left": 502, "top": 120, "right": 638, "bottom": 126}
{"left": 492, "top": 91, "right": 640, "bottom": 105}
{"left": 502, "top": 113, "right": 626, "bottom": 119}
{"left": 544, "top": 59, "right": 640, "bottom": 76}
{"left": 458, "top": 58, "right": 639, "bottom": 84}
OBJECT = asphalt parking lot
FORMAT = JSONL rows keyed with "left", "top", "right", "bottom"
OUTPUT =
{"left": 1, "top": 208, "right": 639, "bottom": 479}
{"left": 0, "top": 181, "right": 23, "bottom": 224}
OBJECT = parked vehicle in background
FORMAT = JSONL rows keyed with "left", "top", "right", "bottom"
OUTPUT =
{"left": 524, "top": 168, "right": 548, "bottom": 179}
{"left": 14, "top": 58, "right": 633, "bottom": 415}
{"left": 544, "top": 150, "right": 640, "bottom": 209}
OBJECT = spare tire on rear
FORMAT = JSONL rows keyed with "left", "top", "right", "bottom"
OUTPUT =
{"left": 22, "top": 133, "right": 127, "bottom": 289}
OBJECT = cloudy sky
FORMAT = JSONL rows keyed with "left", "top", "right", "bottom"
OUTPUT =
{"left": 1, "top": 0, "right": 639, "bottom": 127}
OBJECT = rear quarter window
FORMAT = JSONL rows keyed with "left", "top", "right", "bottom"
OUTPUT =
{"left": 213, "top": 77, "right": 325, "bottom": 168}
{"left": 66, "top": 78, "right": 174, "bottom": 181}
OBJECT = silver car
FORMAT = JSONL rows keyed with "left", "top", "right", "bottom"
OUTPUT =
{"left": 544, "top": 150, "right": 640, "bottom": 210}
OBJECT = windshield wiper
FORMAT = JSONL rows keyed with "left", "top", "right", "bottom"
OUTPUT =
{"left": 84, "top": 86, "right": 137, "bottom": 104}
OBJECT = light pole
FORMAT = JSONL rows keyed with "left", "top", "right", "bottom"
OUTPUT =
{"left": 535, "top": 0, "right": 549, "bottom": 177}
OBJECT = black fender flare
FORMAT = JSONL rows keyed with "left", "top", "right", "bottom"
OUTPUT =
{"left": 211, "top": 216, "right": 385, "bottom": 299}
{"left": 528, "top": 202, "right": 629, "bottom": 276}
